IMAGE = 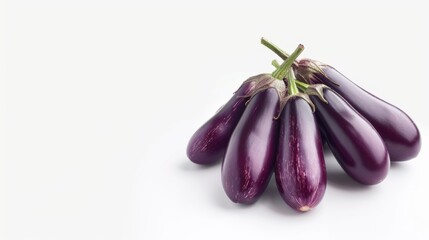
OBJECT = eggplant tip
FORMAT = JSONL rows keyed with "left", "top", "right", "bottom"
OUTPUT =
{"left": 299, "top": 206, "right": 311, "bottom": 212}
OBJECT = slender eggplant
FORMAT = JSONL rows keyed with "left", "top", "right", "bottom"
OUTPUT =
{"left": 187, "top": 81, "right": 255, "bottom": 164}
{"left": 222, "top": 45, "right": 304, "bottom": 204}
{"left": 296, "top": 62, "right": 420, "bottom": 161}
{"left": 261, "top": 38, "right": 421, "bottom": 161}
{"left": 222, "top": 88, "right": 280, "bottom": 203}
{"left": 275, "top": 70, "right": 326, "bottom": 212}
{"left": 300, "top": 83, "right": 390, "bottom": 185}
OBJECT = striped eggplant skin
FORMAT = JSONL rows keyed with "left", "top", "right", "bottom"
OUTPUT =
{"left": 297, "top": 62, "right": 421, "bottom": 161}
{"left": 187, "top": 81, "right": 255, "bottom": 165}
{"left": 310, "top": 88, "right": 390, "bottom": 185}
{"left": 275, "top": 96, "right": 326, "bottom": 212}
{"left": 222, "top": 88, "right": 279, "bottom": 204}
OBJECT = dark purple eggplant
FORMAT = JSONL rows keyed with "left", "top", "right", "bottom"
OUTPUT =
{"left": 222, "top": 44, "right": 304, "bottom": 204}
{"left": 275, "top": 69, "right": 326, "bottom": 211}
{"left": 186, "top": 81, "right": 255, "bottom": 164}
{"left": 275, "top": 93, "right": 326, "bottom": 212}
{"left": 222, "top": 87, "right": 280, "bottom": 204}
{"left": 308, "top": 85, "right": 390, "bottom": 185}
{"left": 296, "top": 62, "right": 421, "bottom": 161}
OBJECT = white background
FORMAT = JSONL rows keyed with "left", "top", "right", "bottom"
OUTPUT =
{"left": 1, "top": 0, "right": 429, "bottom": 239}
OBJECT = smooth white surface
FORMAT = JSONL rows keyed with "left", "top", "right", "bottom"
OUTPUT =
{"left": 1, "top": 1, "right": 429, "bottom": 239}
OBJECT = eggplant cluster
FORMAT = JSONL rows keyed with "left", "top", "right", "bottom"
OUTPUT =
{"left": 186, "top": 39, "right": 421, "bottom": 212}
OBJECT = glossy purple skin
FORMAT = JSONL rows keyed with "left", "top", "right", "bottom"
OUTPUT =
{"left": 300, "top": 64, "right": 421, "bottom": 161}
{"left": 275, "top": 97, "right": 326, "bottom": 212}
{"left": 310, "top": 89, "right": 390, "bottom": 185}
{"left": 187, "top": 81, "right": 254, "bottom": 164}
{"left": 222, "top": 88, "right": 279, "bottom": 204}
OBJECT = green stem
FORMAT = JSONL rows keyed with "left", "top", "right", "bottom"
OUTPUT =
{"left": 271, "top": 58, "right": 309, "bottom": 94}
{"left": 287, "top": 69, "right": 299, "bottom": 95}
{"left": 271, "top": 59, "right": 280, "bottom": 68}
{"left": 272, "top": 44, "right": 304, "bottom": 80}
{"left": 261, "top": 38, "right": 290, "bottom": 60}
{"left": 295, "top": 80, "right": 310, "bottom": 91}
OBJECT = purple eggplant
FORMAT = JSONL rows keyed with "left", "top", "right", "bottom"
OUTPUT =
{"left": 222, "top": 87, "right": 280, "bottom": 204}
{"left": 186, "top": 81, "right": 255, "bottom": 164}
{"left": 275, "top": 91, "right": 326, "bottom": 212}
{"left": 296, "top": 61, "right": 421, "bottom": 161}
{"left": 222, "top": 44, "right": 304, "bottom": 204}
{"left": 308, "top": 85, "right": 390, "bottom": 185}
{"left": 275, "top": 69, "right": 326, "bottom": 211}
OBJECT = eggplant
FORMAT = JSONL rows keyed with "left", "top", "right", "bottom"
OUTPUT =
{"left": 186, "top": 81, "right": 255, "bottom": 164}
{"left": 275, "top": 94, "right": 326, "bottom": 212}
{"left": 308, "top": 85, "right": 390, "bottom": 185}
{"left": 222, "top": 44, "right": 304, "bottom": 204}
{"left": 296, "top": 62, "right": 421, "bottom": 161}
{"left": 222, "top": 87, "right": 280, "bottom": 204}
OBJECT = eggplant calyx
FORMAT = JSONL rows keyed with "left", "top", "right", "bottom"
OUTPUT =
{"left": 239, "top": 74, "right": 287, "bottom": 119}
{"left": 240, "top": 74, "right": 284, "bottom": 100}
{"left": 305, "top": 84, "right": 331, "bottom": 104}
{"left": 283, "top": 93, "right": 316, "bottom": 112}
{"left": 296, "top": 59, "right": 339, "bottom": 86}
{"left": 299, "top": 59, "right": 328, "bottom": 78}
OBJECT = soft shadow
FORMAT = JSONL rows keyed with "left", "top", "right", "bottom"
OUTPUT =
{"left": 327, "top": 170, "right": 371, "bottom": 191}
{"left": 179, "top": 157, "right": 222, "bottom": 171}
{"left": 260, "top": 177, "right": 305, "bottom": 216}
{"left": 215, "top": 196, "right": 255, "bottom": 210}
{"left": 178, "top": 156, "right": 251, "bottom": 210}
{"left": 390, "top": 161, "right": 409, "bottom": 170}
